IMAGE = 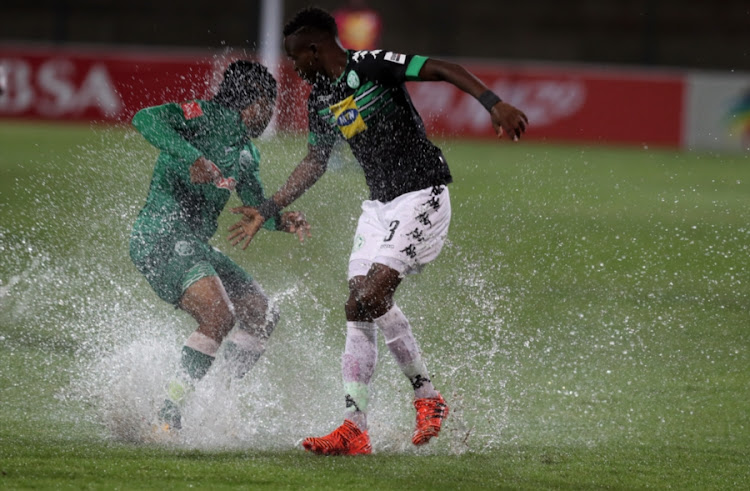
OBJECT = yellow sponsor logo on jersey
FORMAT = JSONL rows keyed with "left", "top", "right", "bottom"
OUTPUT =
{"left": 330, "top": 95, "right": 367, "bottom": 139}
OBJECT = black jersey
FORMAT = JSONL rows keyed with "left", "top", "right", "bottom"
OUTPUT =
{"left": 307, "top": 49, "right": 452, "bottom": 202}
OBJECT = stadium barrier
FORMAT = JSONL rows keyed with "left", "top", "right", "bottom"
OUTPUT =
{"left": 1, "top": 44, "right": 748, "bottom": 152}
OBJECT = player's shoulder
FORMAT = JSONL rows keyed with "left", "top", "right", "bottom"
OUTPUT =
{"left": 349, "top": 49, "right": 413, "bottom": 84}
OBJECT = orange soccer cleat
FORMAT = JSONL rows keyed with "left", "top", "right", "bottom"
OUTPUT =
{"left": 302, "top": 419, "right": 372, "bottom": 456}
{"left": 412, "top": 393, "right": 449, "bottom": 446}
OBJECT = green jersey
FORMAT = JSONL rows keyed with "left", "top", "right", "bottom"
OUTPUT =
{"left": 130, "top": 99, "right": 277, "bottom": 262}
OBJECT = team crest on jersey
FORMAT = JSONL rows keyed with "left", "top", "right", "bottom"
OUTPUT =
{"left": 352, "top": 234, "right": 365, "bottom": 253}
{"left": 175, "top": 241, "right": 195, "bottom": 256}
{"left": 347, "top": 70, "right": 360, "bottom": 89}
{"left": 180, "top": 101, "right": 203, "bottom": 119}
{"left": 330, "top": 95, "right": 367, "bottom": 139}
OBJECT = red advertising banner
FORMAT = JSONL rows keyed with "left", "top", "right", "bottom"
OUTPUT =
{"left": 0, "top": 45, "right": 217, "bottom": 122}
{"left": 408, "top": 64, "right": 684, "bottom": 147}
{"left": 0, "top": 45, "right": 684, "bottom": 148}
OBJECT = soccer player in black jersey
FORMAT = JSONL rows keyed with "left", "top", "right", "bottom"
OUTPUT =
{"left": 230, "top": 7, "right": 528, "bottom": 455}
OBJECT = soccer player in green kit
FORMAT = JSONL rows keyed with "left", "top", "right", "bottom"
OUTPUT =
{"left": 129, "top": 60, "right": 310, "bottom": 431}
{"left": 234, "top": 8, "right": 529, "bottom": 455}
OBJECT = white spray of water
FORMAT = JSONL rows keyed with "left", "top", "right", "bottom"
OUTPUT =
{"left": 1, "top": 125, "right": 521, "bottom": 455}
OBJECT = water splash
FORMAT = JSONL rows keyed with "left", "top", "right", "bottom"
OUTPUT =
{"left": 0, "top": 127, "right": 518, "bottom": 455}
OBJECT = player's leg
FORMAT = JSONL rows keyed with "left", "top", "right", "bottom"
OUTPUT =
{"left": 158, "top": 272, "right": 236, "bottom": 429}
{"left": 149, "top": 239, "right": 238, "bottom": 430}
{"left": 178, "top": 274, "right": 236, "bottom": 377}
{"left": 301, "top": 206, "right": 383, "bottom": 455}
{"left": 367, "top": 286, "right": 448, "bottom": 446}
{"left": 302, "top": 311, "right": 374, "bottom": 457}
{"left": 339, "top": 210, "right": 402, "bottom": 431}
{"left": 224, "top": 280, "right": 279, "bottom": 378}
{"left": 301, "top": 285, "right": 376, "bottom": 455}
{"left": 354, "top": 264, "right": 439, "bottom": 400}
{"left": 211, "top": 252, "right": 279, "bottom": 379}
{"left": 341, "top": 282, "right": 379, "bottom": 431}
{"left": 360, "top": 186, "right": 452, "bottom": 445}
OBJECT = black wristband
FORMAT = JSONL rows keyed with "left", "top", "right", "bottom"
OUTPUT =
{"left": 478, "top": 90, "right": 502, "bottom": 112}
{"left": 257, "top": 198, "right": 282, "bottom": 221}
{"left": 273, "top": 212, "right": 285, "bottom": 231}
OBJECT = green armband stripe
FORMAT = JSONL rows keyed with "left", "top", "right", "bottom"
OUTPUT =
{"left": 405, "top": 55, "right": 428, "bottom": 81}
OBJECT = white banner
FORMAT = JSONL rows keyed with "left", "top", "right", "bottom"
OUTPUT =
{"left": 684, "top": 72, "right": 750, "bottom": 152}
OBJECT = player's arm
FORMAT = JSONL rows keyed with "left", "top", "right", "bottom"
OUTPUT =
{"left": 132, "top": 103, "right": 216, "bottom": 183}
{"left": 263, "top": 143, "right": 330, "bottom": 214}
{"left": 231, "top": 145, "right": 310, "bottom": 240}
{"left": 234, "top": 168, "right": 280, "bottom": 233}
{"left": 132, "top": 104, "right": 202, "bottom": 162}
{"left": 417, "top": 58, "right": 528, "bottom": 141}
{"left": 228, "top": 144, "right": 325, "bottom": 249}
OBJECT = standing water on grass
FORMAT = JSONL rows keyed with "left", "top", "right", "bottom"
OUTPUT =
{"left": 0, "top": 117, "right": 527, "bottom": 455}
{"left": 2, "top": 117, "right": 748, "bottom": 457}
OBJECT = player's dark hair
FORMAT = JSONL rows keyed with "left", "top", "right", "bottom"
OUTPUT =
{"left": 213, "top": 60, "right": 277, "bottom": 111}
{"left": 283, "top": 7, "right": 338, "bottom": 38}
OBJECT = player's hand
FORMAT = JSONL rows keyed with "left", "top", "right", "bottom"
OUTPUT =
{"left": 490, "top": 101, "right": 528, "bottom": 141}
{"left": 279, "top": 211, "right": 311, "bottom": 243}
{"left": 190, "top": 156, "right": 221, "bottom": 184}
{"left": 228, "top": 206, "right": 265, "bottom": 250}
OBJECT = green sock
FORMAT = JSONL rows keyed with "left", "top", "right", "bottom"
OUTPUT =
{"left": 181, "top": 345, "right": 215, "bottom": 380}
{"left": 344, "top": 382, "right": 369, "bottom": 430}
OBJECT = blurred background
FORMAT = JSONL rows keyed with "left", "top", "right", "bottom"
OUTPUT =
{"left": 1, "top": 0, "right": 749, "bottom": 152}
{"left": 1, "top": 0, "right": 749, "bottom": 70}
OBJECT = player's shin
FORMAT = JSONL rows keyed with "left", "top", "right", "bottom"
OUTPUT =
{"left": 224, "top": 303, "right": 278, "bottom": 378}
{"left": 159, "top": 331, "right": 220, "bottom": 429}
{"left": 375, "top": 305, "right": 438, "bottom": 399}
{"left": 342, "top": 321, "right": 377, "bottom": 430}
{"left": 224, "top": 330, "right": 265, "bottom": 378}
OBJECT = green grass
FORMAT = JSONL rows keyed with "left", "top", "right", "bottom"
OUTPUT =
{"left": 1, "top": 121, "right": 749, "bottom": 489}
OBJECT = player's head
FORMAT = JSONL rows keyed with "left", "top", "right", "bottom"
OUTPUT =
{"left": 283, "top": 7, "right": 339, "bottom": 83}
{"left": 214, "top": 60, "right": 277, "bottom": 137}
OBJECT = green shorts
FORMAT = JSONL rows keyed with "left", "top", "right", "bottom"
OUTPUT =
{"left": 130, "top": 232, "right": 254, "bottom": 305}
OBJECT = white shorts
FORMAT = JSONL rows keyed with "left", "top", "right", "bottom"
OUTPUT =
{"left": 348, "top": 185, "right": 451, "bottom": 279}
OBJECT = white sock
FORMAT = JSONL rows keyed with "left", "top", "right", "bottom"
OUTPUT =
{"left": 374, "top": 305, "right": 438, "bottom": 399}
{"left": 342, "top": 321, "right": 377, "bottom": 430}
{"left": 224, "top": 328, "right": 266, "bottom": 378}
{"left": 185, "top": 331, "right": 220, "bottom": 356}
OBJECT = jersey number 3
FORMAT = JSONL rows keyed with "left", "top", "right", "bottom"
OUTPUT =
{"left": 384, "top": 220, "right": 400, "bottom": 242}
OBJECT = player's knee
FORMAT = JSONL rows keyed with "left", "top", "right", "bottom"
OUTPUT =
{"left": 238, "top": 298, "right": 279, "bottom": 339}
{"left": 344, "top": 292, "right": 361, "bottom": 319}
{"left": 353, "top": 284, "right": 390, "bottom": 318}
{"left": 215, "top": 303, "right": 237, "bottom": 332}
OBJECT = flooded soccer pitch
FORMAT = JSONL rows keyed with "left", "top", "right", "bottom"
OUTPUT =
{"left": 0, "top": 122, "right": 748, "bottom": 487}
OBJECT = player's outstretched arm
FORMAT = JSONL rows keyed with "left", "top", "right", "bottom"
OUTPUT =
{"left": 267, "top": 146, "right": 329, "bottom": 211}
{"left": 417, "top": 59, "right": 528, "bottom": 141}
{"left": 228, "top": 147, "right": 327, "bottom": 248}
{"left": 228, "top": 209, "right": 311, "bottom": 249}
